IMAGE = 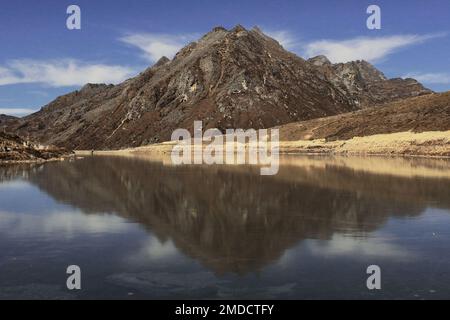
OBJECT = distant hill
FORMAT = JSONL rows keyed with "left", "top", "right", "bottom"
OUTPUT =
{"left": 0, "top": 114, "right": 18, "bottom": 127}
{"left": 6, "top": 25, "right": 431, "bottom": 150}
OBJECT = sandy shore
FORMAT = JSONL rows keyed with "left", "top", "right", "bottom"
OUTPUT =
{"left": 76, "top": 130, "right": 450, "bottom": 158}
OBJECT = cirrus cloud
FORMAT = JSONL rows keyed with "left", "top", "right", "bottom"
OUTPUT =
{"left": 264, "top": 29, "right": 298, "bottom": 50}
{"left": 403, "top": 72, "right": 450, "bottom": 85}
{"left": 0, "top": 59, "right": 136, "bottom": 87}
{"left": 119, "top": 33, "right": 198, "bottom": 62}
{"left": 304, "top": 33, "right": 445, "bottom": 63}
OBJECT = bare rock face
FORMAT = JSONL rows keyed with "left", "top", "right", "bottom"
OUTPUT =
{"left": 307, "top": 55, "right": 332, "bottom": 67}
{"left": 8, "top": 25, "right": 432, "bottom": 150}
{"left": 307, "top": 58, "right": 432, "bottom": 108}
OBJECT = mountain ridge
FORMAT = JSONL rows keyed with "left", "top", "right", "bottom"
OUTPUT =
{"left": 4, "top": 25, "right": 432, "bottom": 150}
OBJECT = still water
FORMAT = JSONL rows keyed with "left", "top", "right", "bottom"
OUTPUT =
{"left": 0, "top": 155, "right": 450, "bottom": 299}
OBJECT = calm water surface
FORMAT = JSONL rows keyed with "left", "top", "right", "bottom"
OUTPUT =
{"left": 0, "top": 155, "right": 450, "bottom": 299}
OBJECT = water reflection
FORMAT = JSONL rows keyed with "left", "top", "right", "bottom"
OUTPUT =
{"left": 1, "top": 155, "right": 449, "bottom": 275}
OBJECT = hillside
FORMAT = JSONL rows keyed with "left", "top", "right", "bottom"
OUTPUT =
{"left": 6, "top": 25, "right": 430, "bottom": 150}
{"left": 277, "top": 91, "right": 450, "bottom": 141}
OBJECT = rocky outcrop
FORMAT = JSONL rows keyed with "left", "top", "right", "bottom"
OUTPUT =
{"left": 0, "top": 132, "right": 71, "bottom": 163}
{"left": 307, "top": 58, "right": 432, "bottom": 108}
{"left": 7, "top": 25, "right": 432, "bottom": 150}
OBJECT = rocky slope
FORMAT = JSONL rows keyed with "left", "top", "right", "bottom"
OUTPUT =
{"left": 0, "top": 131, "right": 71, "bottom": 162}
{"left": 307, "top": 55, "right": 430, "bottom": 108}
{"left": 7, "top": 25, "right": 431, "bottom": 150}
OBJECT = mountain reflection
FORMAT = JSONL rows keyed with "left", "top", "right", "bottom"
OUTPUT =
{"left": 1, "top": 156, "right": 450, "bottom": 275}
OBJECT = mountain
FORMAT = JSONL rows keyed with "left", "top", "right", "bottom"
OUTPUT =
{"left": 7, "top": 25, "right": 431, "bottom": 150}
{"left": 307, "top": 56, "right": 431, "bottom": 108}
{"left": 277, "top": 91, "right": 450, "bottom": 141}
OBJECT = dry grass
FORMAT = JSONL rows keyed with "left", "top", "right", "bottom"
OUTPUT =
{"left": 279, "top": 130, "right": 450, "bottom": 157}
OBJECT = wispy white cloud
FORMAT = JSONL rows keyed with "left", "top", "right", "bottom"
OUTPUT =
{"left": 304, "top": 33, "right": 444, "bottom": 63}
{"left": 0, "top": 108, "right": 38, "bottom": 116}
{"left": 0, "top": 180, "right": 30, "bottom": 189}
{"left": 120, "top": 33, "right": 197, "bottom": 62}
{"left": 306, "top": 235, "right": 413, "bottom": 261}
{"left": 0, "top": 66, "right": 19, "bottom": 85}
{"left": 403, "top": 72, "right": 450, "bottom": 84}
{"left": 264, "top": 29, "right": 298, "bottom": 50}
{"left": 29, "top": 90, "right": 50, "bottom": 97}
{"left": 126, "top": 237, "right": 178, "bottom": 264}
{"left": 255, "top": 29, "right": 444, "bottom": 64}
{"left": 0, "top": 59, "right": 135, "bottom": 87}
{"left": 0, "top": 209, "right": 131, "bottom": 238}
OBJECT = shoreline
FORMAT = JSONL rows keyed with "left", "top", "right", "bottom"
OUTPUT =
{"left": 75, "top": 130, "right": 450, "bottom": 159}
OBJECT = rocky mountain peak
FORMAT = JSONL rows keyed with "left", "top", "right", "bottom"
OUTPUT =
{"left": 7, "top": 26, "right": 433, "bottom": 149}
{"left": 80, "top": 83, "right": 110, "bottom": 93}
{"left": 339, "top": 60, "right": 387, "bottom": 81}
{"left": 308, "top": 55, "right": 332, "bottom": 67}
{"left": 211, "top": 26, "right": 227, "bottom": 33}
{"left": 251, "top": 26, "right": 264, "bottom": 33}
{"left": 153, "top": 56, "right": 171, "bottom": 68}
{"left": 231, "top": 24, "right": 247, "bottom": 33}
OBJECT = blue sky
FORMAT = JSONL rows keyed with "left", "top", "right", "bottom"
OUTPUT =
{"left": 0, "top": 0, "right": 449, "bottom": 116}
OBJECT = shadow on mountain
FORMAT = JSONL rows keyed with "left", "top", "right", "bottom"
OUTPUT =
{"left": 1, "top": 156, "right": 450, "bottom": 274}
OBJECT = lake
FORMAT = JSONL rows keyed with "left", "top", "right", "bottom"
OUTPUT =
{"left": 0, "top": 155, "right": 450, "bottom": 299}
